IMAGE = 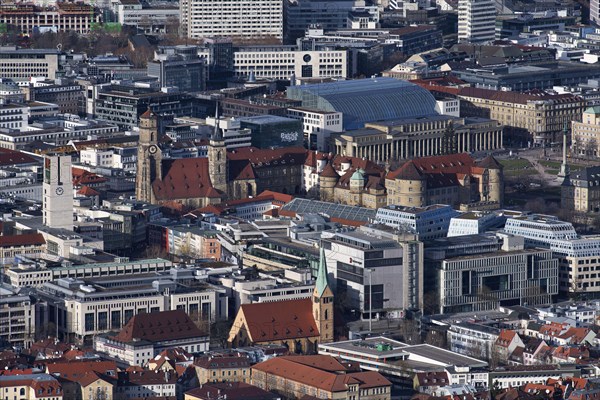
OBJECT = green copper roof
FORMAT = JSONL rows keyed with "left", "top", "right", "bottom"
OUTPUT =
{"left": 584, "top": 106, "right": 600, "bottom": 115}
{"left": 315, "top": 246, "right": 330, "bottom": 297}
{"left": 351, "top": 168, "right": 365, "bottom": 181}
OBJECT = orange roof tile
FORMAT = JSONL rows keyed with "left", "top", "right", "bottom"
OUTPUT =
{"left": 239, "top": 298, "right": 319, "bottom": 342}
{"left": 252, "top": 357, "right": 391, "bottom": 393}
{"left": 114, "top": 310, "right": 206, "bottom": 343}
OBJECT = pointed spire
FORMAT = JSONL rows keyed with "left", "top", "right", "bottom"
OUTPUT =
{"left": 213, "top": 101, "right": 222, "bottom": 140}
{"left": 315, "top": 246, "right": 330, "bottom": 298}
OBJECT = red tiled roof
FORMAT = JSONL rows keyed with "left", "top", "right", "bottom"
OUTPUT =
{"left": 457, "top": 87, "right": 582, "bottom": 105}
{"left": 0, "top": 148, "right": 38, "bottom": 166}
{"left": 114, "top": 310, "right": 206, "bottom": 343}
{"left": 387, "top": 153, "right": 477, "bottom": 182}
{"left": 558, "top": 327, "right": 594, "bottom": 344}
{"left": 72, "top": 168, "right": 108, "bottom": 186}
{"left": 152, "top": 158, "right": 223, "bottom": 201}
{"left": 227, "top": 146, "right": 307, "bottom": 165}
{"left": 228, "top": 147, "right": 307, "bottom": 181}
{"left": 141, "top": 108, "right": 156, "bottom": 119}
{"left": 415, "top": 371, "right": 448, "bottom": 386}
{"left": 238, "top": 298, "right": 319, "bottom": 342}
{"left": 186, "top": 382, "right": 279, "bottom": 400}
{"left": 46, "top": 360, "right": 117, "bottom": 382}
{"left": 320, "top": 162, "right": 339, "bottom": 178}
{"left": 257, "top": 190, "right": 293, "bottom": 203}
{"left": 282, "top": 355, "right": 349, "bottom": 372}
{"left": 252, "top": 357, "right": 391, "bottom": 393}
{"left": 0, "top": 233, "right": 45, "bottom": 247}
{"left": 496, "top": 330, "right": 517, "bottom": 348}
{"left": 78, "top": 185, "right": 100, "bottom": 196}
{"left": 194, "top": 354, "right": 250, "bottom": 370}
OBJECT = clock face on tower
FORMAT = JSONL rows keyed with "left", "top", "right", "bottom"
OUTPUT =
{"left": 55, "top": 187, "right": 64, "bottom": 196}
{"left": 148, "top": 145, "right": 158, "bottom": 154}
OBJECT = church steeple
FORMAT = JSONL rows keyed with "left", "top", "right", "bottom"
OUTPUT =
{"left": 208, "top": 100, "right": 228, "bottom": 195}
{"left": 314, "top": 247, "right": 331, "bottom": 298}
{"left": 136, "top": 108, "right": 161, "bottom": 204}
{"left": 313, "top": 245, "right": 334, "bottom": 344}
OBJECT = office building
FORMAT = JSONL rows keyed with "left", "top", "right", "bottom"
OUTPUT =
{"left": 23, "top": 82, "right": 83, "bottom": 115}
{"left": 503, "top": 214, "right": 600, "bottom": 293}
{"left": 38, "top": 268, "right": 228, "bottom": 343}
{"left": 0, "top": 3, "right": 100, "bottom": 35}
{"left": 233, "top": 47, "right": 348, "bottom": 81}
{"left": 592, "top": 0, "right": 600, "bottom": 26}
{"left": 454, "top": 62, "right": 600, "bottom": 93}
{"left": 0, "top": 287, "right": 38, "bottom": 349}
{"left": 503, "top": 214, "right": 578, "bottom": 248}
{"left": 240, "top": 115, "right": 303, "bottom": 149}
{"left": 6, "top": 258, "right": 173, "bottom": 288}
{"left": 147, "top": 46, "right": 206, "bottom": 92}
{"left": 0, "top": 103, "right": 28, "bottom": 130}
{"left": 375, "top": 204, "right": 460, "bottom": 240}
{"left": 0, "top": 46, "right": 61, "bottom": 80}
{"left": 181, "top": 0, "right": 283, "bottom": 40}
{"left": 322, "top": 225, "right": 423, "bottom": 318}
{"left": 112, "top": 0, "right": 179, "bottom": 33}
{"left": 447, "top": 210, "right": 506, "bottom": 237}
{"left": 43, "top": 154, "right": 74, "bottom": 231}
{"left": 284, "top": 0, "right": 366, "bottom": 42}
{"left": 0, "top": 119, "right": 118, "bottom": 150}
{"left": 287, "top": 107, "right": 343, "bottom": 151}
{"left": 456, "top": 87, "right": 584, "bottom": 145}
{"left": 94, "top": 84, "right": 195, "bottom": 131}
{"left": 437, "top": 235, "right": 558, "bottom": 313}
{"left": 457, "top": 0, "right": 496, "bottom": 43}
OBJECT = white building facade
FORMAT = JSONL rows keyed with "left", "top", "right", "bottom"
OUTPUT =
{"left": 181, "top": 0, "right": 283, "bottom": 40}
{"left": 287, "top": 107, "right": 343, "bottom": 151}
{"left": 458, "top": 0, "right": 496, "bottom": 43}
{"left": 233, "top": 49, "right": 348, "bottom": 81}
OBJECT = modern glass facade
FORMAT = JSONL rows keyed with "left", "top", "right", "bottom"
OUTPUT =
{"left": 240, "top": 115, "right": 303, "bottom": 148}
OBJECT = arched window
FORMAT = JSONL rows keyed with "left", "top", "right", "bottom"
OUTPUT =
{"left": 217, "top": 151, "right": 222, "bottom": 161}
{"left": 325, "top": 309, "right": 329, "bottom": 320}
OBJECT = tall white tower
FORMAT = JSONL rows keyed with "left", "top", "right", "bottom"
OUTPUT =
{"left": 43, "top": 154, "right": 74, "bottom": 231}
{"left": 458, "top": 0, "right": 496, "bottom": 43}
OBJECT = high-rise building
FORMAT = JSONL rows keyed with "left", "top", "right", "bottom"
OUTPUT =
{"left": 43, "top": 154, "right": 74, "bottom": 231}
{"left": 180, "top": 0, "right": 283, "bottom": 40}
{"left": 284, "top": 0, "right": 366, "bottom": 43}
{"left": 147, "top": 46, "right": 206, "bottom": 92}
{"left": 592, "top": 0, "right": 600, "bottom": 26}
{"left": 458, "top": 0, "right": 496, "bottom": 43}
